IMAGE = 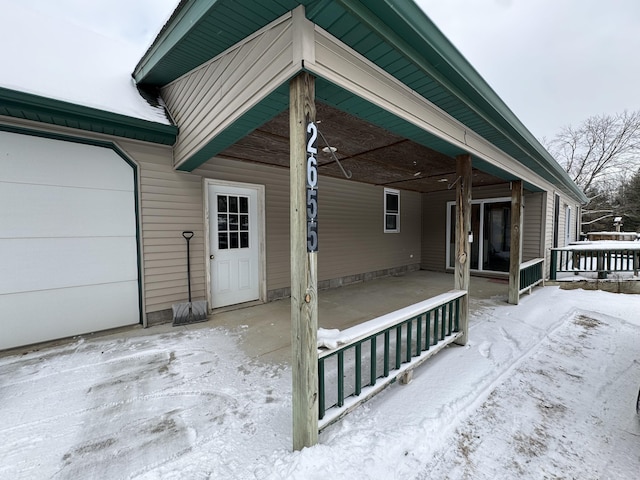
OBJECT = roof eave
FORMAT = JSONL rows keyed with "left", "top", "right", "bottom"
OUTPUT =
{"left": 133, "top": 0, "right": 218, "bottom": 85}
{"left": 345, "top": 0, "right": 586, "bottom": 203}
{"left": 0, "top": 87, "right": 178, "bottom": 145}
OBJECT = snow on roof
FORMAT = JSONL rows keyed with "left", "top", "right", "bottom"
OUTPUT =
{"left": 0, "top": 0, "right": 170, "bottom": 125}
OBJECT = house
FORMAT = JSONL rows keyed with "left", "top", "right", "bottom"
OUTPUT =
{"left": 1, "top": 1, "right": 585, "bottom": 437}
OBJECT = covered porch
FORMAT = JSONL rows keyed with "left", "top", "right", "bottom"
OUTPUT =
{"left": 133, "top": 1, "right": 573, "bottom": 449}
{"left": 210, "top": 270, "right": 508, "bottom": 364}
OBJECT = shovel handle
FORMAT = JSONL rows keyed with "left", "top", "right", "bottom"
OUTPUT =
{"left": 182, "top": 231, "right": 194, "bottom": 240}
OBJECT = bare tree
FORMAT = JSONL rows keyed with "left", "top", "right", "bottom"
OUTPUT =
{"left": 548, "top": 110, "right": 640, "bottom": 191}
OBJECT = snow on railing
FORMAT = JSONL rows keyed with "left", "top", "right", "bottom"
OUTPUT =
{"left": 317, "top": 290, "right": 467, "bottom": 430}
{"left": 550, "top": 243, "right": 640, "bottom": 280}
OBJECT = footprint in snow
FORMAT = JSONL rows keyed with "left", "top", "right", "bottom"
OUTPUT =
{"left": 478, "top": 341, "right": 492, "bottom": 359}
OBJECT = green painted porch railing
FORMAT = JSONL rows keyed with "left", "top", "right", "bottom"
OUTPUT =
{"left": 550, "top": 247, "right": 640, "bottom": 280}
{"left": 519, "top": 258, "right": 544, "bottom": 294}
{"left": 317, "top": 290, "right": 467, "bottom": 429}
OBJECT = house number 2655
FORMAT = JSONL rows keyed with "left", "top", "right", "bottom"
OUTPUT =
{"left": 306, "top": 121, "right": 318, "bottom": 252}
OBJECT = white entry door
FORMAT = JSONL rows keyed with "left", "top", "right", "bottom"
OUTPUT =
{"left": 208, "top": 183, "right": 261, "bottom": 308}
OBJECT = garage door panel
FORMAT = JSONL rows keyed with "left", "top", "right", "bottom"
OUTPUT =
{"left": 1, "top": 183, "right": 136, "bottom": 238}
{"left": 0, "top": 238, "right": 138, "bottom": 294}
{"left": 0, "top": 282, "right": 139, "bottom": 350}
{"left": 1, "top": 131, "right": 134, "bottom": 191}
{"left": 0, "top": 131, "right": 140, "bottom": 350}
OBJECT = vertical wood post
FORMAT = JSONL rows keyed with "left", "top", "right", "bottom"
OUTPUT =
{"left": 454, "top": 154, "right": 471, "bottom": 346}
{"left": 508, "top": 180, "right": 523, "bottom": 305}
{"left": 290, "top": 71, "right": 318, "bottom": 450}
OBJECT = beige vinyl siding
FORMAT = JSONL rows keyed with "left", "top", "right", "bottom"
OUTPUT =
{"left": 522, "top": 192, "right": 544, "bottom": 261}
{"left": 115, "top": 141, "right": 207, "bottom": 314}
{"left": 161, "top": 13, "right": 298, "bottom": 168}
{"left": 420, "top": 190, "right": 449, "bottom": 271}
{"left": 195, "top": 157, "right": 422, "bottom": 290}
{"left": 317, "top": 178, "right": 421, "bottom": 280}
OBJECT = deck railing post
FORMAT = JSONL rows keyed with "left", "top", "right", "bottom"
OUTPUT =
{"left": 550, "top": 249, "right": 557, "bottom": 280}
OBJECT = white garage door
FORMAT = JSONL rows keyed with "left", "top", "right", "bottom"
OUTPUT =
{"left": 0, "top": 131, "right": 140, "bottom": 350}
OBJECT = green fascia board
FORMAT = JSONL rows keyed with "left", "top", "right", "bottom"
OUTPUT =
{"left": 133, "top": 0, "right": 219, "bottom": 84}
{"left": 0, "top": 87, "right": 177, "bottom": 145}
{"left": 133, "top": 0, "right": 307, "bottom": 85}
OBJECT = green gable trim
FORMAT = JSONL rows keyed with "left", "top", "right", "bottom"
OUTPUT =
{"left": 0, "top": 87, "right": 177, "bottom": 145}
{"left": 134, "top": 0, "right": 305, "bottom": 85}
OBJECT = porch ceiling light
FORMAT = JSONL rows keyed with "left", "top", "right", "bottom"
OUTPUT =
{"left": 322, "top": 146, "right": 337, "bottom": 153}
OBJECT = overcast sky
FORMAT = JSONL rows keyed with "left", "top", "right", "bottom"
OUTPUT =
{"left": 17, "top": 0, "right": 640, "bottom": 142}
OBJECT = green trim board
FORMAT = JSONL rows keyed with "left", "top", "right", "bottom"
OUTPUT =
{"left": 0, "top": 123, "right": 145, "bottom": 324}
{"left": 0, "top": 87, "right": 178, "bottom": 146}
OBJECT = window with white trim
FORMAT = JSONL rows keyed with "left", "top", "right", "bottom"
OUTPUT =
{"left": 384, "top": 188, "right": 400, "bottom": 233}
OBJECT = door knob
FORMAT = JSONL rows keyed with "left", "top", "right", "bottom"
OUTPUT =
{"left": 210, "top": 255, "right": 214, "bottom": 259}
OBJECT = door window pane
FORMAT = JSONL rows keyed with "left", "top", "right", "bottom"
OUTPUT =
{"left": 217, "top": 195, "right": 227, "bottom": 213}
{"left": 229, "top": 214, "right": 239, "bottom": 231}
{"left": 229, "top": 232, "right": 239, "bottom": 249}
{"left": 216, "top": 194, "right": 250, "bottom": 250}
{"left": 218, "top": 233, "right": 228, "bottom": 249}
{"left": 229, "top": 196, "right": 238, "bottom": 213}
{"left": 217, "top": 214, "right": 227, "bottom": 231}
{"left": 239, "top": 196, "right": 248, "bottom": 213}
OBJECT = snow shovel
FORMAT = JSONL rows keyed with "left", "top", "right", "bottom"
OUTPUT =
{"left": 172, "top": 231, "right": 208, "bottom": 325}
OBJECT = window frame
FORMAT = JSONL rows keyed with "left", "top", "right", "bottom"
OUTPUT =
{"left": 384, "top": 188, "right": 400, "bottom": 233}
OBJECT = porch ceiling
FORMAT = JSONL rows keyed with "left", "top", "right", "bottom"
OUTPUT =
{"left": 218, "top": 102, "right": 506, "bottom": 193}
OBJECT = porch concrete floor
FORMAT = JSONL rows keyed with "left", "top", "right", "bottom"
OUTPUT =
{"left": 208, "top": 270, "right": 509, "bottom": 363}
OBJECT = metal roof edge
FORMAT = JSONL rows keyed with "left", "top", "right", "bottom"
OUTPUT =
{"left": 133, "top": 0, "right": 218, "bottom": 84}
{"left": 0, "top": 87, "right": 178, "bottom": 145}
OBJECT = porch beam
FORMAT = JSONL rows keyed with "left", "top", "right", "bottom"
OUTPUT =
{"left": 508, "top": 180, "right": 524, "bottom": 304}
{"left": 290, "top": 71, "right": 318, "bottom": 450}
{"left": 454, "top": 154, "right": 472, "bottom": 346}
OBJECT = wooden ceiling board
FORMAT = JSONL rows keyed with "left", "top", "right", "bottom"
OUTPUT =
{"left": 217, "top": 101, "right": 507, "bottom": 193}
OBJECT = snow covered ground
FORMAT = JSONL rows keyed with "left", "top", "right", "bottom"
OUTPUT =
{"left": 1, "top": 286, "right": 639, "bottom": 479}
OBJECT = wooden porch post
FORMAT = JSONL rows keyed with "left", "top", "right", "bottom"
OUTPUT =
{"left": 508, "top": 180, "right": 523, "bottom": 305}
{"left": 290, "top": 71, "right": 318, "bottom": 450}
{"left": 454, "top": 154, "right": 471, "bottom": 346}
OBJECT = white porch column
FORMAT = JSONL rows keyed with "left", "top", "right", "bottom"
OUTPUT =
{"left": 290, "top": 71, "right": 318, "bottom": 450}
{"left": 454, "top": 154, "right": 472, "bottom": 346}
{"left": 508, "top": 180, "right": 523, "bottom": 305}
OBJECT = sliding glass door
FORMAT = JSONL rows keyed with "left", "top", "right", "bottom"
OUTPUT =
{"left": 447, "top": 198, "right": 512, "bottom": 273}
